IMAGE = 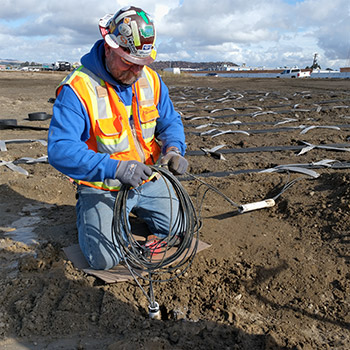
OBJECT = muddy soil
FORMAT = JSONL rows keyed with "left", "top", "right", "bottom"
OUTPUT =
{"left": 0, "top": 71, "right": 349, "bottom": 349}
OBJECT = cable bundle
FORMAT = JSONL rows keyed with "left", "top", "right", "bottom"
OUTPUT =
{"left": 112, "top": 166, "right": 200, "bottom": 284}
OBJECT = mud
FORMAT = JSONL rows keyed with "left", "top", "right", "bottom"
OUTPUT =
{"left": 0, "top": 71, "right": 349, "bottom": 349}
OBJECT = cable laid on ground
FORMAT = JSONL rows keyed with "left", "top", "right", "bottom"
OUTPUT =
{"left": 111, "top": 165, "right": 313, "bottom": 310}
{"left": 112, "top": 166, "right": 311, "bottom": 282}
{"left": 185, "top": 170, "right": 315, "bottom": 215}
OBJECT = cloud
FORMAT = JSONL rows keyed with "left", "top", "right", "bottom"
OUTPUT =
{"left": 0, "top": 0, "right": 349, "bottom": 68}
{"left": 157, "top": 0, "right": 350, "bottom": 68}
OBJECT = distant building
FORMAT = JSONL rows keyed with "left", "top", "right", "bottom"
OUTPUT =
{"left": 163, "top": 67, "right": 181, "bottom": 74}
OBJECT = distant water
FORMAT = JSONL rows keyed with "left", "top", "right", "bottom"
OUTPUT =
{"left": 193, "top": 72, "right": 350, "bottom": 79}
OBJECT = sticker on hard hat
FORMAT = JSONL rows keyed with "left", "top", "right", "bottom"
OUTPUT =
{"left": 100, "top": 27, "right": 109, "bottom": 37}
{"left": 137, "top": 49, "right": 151, "bottom": 57}
{"left": 150, "top": 49, "right": 157, "bottom": 60}
{"left": 118, "top": 23, "right": 131, "bottom": 36}
{"left": 116, "top": 35, "right": 128, "bottom": 47}
{"left": 109, "top": 21, "right": 116, "bottom": 33}
{"left": 142, "top": 44, "right": 153, "bottom": 51}
{"left": 114, "top": 10, "right": 136, "bottom": 26}
{"left": 99, "top": 14, "right": 113, "bottom": 28}
{"left": 126, "top": 36, "right": 137, "bottom": 54}
{"left": 131, "top": 21, "right": 141, "bottom": 46}
{"left": 136, "top": 10, "right": 149, "bottom": 24}
{"left": 140, "top": 26, "right": 154, "bottom": 38}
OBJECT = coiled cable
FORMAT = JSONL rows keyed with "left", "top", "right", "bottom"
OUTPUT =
{"left": 112, "top": 165, "right": 200, "bottom": 306}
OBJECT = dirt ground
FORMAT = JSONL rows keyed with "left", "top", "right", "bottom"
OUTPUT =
{"left": 0, "top": 71, "right": 349, "bottom": 349}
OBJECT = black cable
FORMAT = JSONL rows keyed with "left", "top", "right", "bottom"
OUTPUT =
{"left": 111, "top": 165, "right": 311, "bottom": 307}
{"left": 186, "top": 170, "right": 314, "bottom": 215}
{"left": 271, "top": 172, "right": 310, "bottom": 201}
{"left": 112, "top": 165, "right": 200, "bottom": 286}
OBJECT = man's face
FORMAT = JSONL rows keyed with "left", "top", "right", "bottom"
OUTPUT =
{"left": 104, "top": 44, "right": 144, "bottom": 85}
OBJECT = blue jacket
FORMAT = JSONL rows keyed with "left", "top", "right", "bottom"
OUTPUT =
{"left": 48, "top": 40, "right": 186, "bottom": 182}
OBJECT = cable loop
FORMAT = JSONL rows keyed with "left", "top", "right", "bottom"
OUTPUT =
{"left": 112, "top": 166, "right": 200, "bottom": 285}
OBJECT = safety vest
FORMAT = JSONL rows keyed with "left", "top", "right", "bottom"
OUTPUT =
{"left": 57, "top": 65, "right": 162, "bottom": 191}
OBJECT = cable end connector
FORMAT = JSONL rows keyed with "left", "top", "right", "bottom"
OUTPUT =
{"left": 148, "top": 302, "right": 161, "bottom": 320}
{"left": 238, "top": 198, "right": 275, "bottom": 213}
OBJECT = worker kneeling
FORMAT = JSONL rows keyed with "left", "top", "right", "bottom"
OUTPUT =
{"left": 48, "top": 6, "right": 188, "bottom": 270}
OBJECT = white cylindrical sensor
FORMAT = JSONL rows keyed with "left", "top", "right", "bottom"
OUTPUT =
{"left": 239, "top": 198, "right": 275, "bottom": 213}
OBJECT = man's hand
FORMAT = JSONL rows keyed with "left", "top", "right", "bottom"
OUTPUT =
{"left": 115, "top": 160, "right": 152, "bottom": 187}
{"left": 161, "top": 148, "right": 188, "bottom": 175}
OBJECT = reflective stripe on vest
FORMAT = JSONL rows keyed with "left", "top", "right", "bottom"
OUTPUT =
{"left": 134, "top": 69, "right": 158, "bottom": 143}
{"left": 61, "top": 66, "right": 114, "bottom": 121}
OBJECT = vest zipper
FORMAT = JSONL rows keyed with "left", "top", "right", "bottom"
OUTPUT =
{"left": 131, "top": 90, "right": 146, "bottom": 164}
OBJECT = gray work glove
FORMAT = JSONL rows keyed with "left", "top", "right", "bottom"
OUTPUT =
{"left": 115, "top": 160, "right": 152, "bottom": 187}
{"left": 160, "top": 149, "right": 188, "bottom": 175}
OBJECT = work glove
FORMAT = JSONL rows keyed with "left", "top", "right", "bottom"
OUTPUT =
{"left": 115, "top": 160, "right": 152, "bottom": 188}
{"left": 161, "top": 148, "right": 188, "bottom": 175}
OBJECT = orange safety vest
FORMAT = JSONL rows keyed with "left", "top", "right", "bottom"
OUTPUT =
{"left": 56, "top": 65, "right": 162, "bottom": 191}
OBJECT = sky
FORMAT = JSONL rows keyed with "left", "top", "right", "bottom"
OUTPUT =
{"left": 0, "top": 0, "right": 349, "bottom": 69}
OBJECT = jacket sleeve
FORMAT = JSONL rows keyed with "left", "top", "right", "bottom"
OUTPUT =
{"left": 155, "top": 75, "right": 187, "bottom": 155}
{"left": 47, "top": 85, "right": 119, "bottom": 181}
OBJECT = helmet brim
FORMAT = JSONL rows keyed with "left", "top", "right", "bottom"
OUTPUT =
{"left": 105, "top": 34, "right": 156, "bottom": 66}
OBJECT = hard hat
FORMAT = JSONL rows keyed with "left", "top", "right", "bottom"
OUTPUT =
{"left": 99, "top": 6, "right": 157, "bottom": 65}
